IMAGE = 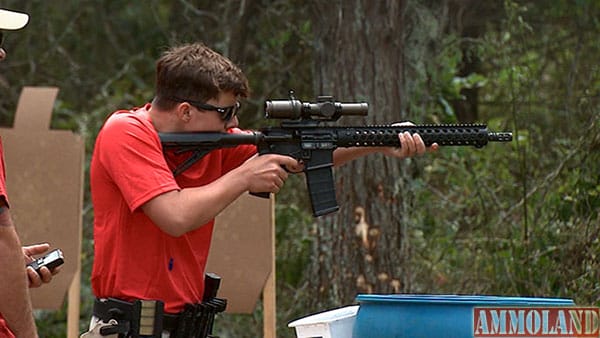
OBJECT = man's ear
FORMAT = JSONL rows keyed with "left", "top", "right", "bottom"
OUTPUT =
{"left": 175, "top": 102, "right": 192, "bottom": 122}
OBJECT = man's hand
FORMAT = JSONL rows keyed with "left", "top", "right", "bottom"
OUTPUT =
{"left": 242, "top": 154, "right": 300, "bottom": 194}
{"left": 23, "top": 243, "right": 61, "bottom": 288}
{"left": 380, "top": 122, "right": 439, "bottom": 159}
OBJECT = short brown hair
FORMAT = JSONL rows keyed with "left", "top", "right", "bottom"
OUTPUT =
{"left": 154, "top": 42, "right": 249, "bottom": 109}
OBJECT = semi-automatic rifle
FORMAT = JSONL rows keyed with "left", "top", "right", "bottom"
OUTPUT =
{"left": 160, "top": 92, "right": 512, "bottom": 217}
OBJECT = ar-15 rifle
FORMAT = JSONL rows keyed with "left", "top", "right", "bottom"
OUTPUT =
{"left": 159, "top": 92, "right": 512, "bottom": 217}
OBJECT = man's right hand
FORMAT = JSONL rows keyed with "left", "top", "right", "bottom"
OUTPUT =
{"left": 242, "top": 154, "right": 300, "bottom": 194}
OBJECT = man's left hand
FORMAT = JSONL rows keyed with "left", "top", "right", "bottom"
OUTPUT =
{"left": 380, "top": 122, "right": 439, "bottom": 158}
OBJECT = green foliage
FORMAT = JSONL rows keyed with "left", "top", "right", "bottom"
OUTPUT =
{"left": 403, "top": 0, "right": 600, "bottom": 310}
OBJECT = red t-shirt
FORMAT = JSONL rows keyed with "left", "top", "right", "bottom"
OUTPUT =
{"left": 90, "top": 104, "right": 256, "bottom": 313}
{"left": 0, "top": 316, "right": 15, "bottom": 338}
{"left": 0, "top": 138, "right": 8, "bottom": 203}
{"left": 0, "top": 139, "right": 15, "bottom": 337}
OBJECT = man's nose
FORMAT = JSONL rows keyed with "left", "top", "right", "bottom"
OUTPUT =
{"left": 225, "top": 115, "right": 239, "bottom": 129}
{"left": 0, "top": 48, "right": 6, "bottom": 61}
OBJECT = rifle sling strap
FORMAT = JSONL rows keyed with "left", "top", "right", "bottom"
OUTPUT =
{"left": 172, "top": 149, "right": 210, "bottom": 177}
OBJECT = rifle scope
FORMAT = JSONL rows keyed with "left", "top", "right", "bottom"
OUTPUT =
{"left": 265, "top": 95, "right": 368, "bottom": 121}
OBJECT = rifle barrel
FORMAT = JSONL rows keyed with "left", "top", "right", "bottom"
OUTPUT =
{"left": 488, "top": 132, "right": 513, "bottom": 142}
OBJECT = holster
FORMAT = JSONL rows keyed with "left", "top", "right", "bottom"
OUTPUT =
{"left": 171, "top": 273, "right": 228, "bottom": 338}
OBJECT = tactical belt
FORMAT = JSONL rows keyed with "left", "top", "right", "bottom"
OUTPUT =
{"left": 93, "top": 297, "right": 227, "bottom": 338}
{"left": 93, "top": 273, "right": 227, "bottom": 337}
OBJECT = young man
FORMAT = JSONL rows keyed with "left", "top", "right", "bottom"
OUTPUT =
{"left": 88, "top": 42, "right": 435, "bottom": 337}
{"left": 0, "top": 7, "right": 61, "bottom": 338}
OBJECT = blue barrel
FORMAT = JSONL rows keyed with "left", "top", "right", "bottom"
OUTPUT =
{"left": 352, "top": 294, "right": 575, "bottom": 338}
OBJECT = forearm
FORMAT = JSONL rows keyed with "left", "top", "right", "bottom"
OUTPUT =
{"left": 333, "top": 147, "right": 381, "bottom": 167}
{"left": 174, "top": 167, "right": 250, "bottom": 229}
{"left": 0, "top": 211, "right": 38, "bottom": 337}
{"left": 142, "top": 166, "right": 249, "bottom": 237}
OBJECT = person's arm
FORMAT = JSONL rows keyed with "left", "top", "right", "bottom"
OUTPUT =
{"left": 0, "top": 205, "right": 38, "bottom": 338}
{"left": 142, "top": 153, "right": 298, "bottom": 237}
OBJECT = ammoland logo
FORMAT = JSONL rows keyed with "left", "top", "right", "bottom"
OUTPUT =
{"left": 473, "top": 307, "right": 600, "bottom": 337}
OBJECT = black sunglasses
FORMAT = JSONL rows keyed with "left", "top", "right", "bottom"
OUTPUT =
{"left": 170, "top": 96, "right": 241, "bottom": 122}
{"left": 0, "top": 31, "right": 4, "bottom": 48}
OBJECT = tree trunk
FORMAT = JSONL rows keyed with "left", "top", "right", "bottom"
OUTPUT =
{"left": 307, "top": 0, "right": 420, "bottom": 307}
{"left": 447, "top": 0, "right": 504, "bottom": 123}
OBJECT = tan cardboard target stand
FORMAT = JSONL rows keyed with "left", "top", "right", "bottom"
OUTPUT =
{"left": 0, "top": 87, "right": 84, "bottom": 338}
{"left": 208, "top": 192, "right": 278, "bottom": 338}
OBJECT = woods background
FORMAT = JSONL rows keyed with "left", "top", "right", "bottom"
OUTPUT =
{"left": 0, "top": 1, "right": 598, "bottom": 337}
